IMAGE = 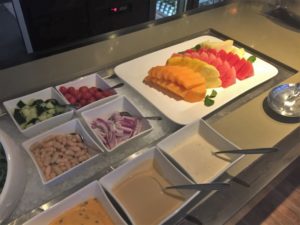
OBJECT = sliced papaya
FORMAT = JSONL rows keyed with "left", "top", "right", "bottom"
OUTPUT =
{"left": 167, "top": 55, "right": 221, "bottom": 88}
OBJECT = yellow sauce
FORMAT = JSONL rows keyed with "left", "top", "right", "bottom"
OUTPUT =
{"left": 48, "top": 198, "right": 115, "bottom": 225}
{"left": 112, "top": 160, "right": 185, "bottom": 225}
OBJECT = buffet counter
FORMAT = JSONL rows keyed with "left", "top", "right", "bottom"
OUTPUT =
{"left": 0, "top": 1, "right": 299, "bottom": 225}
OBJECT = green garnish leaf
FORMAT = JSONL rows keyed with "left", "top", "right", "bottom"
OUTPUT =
{"left": 209, "top": 90, "right": 217, "bottom": 98}
{"left": 193, "top": 44, "right": 201, "bottom": 51}
{"left": 247, "top": 55, "right": 256, "bottom": 63}
{"left": 204, "top": 96, "right": 214, "bottom": 106}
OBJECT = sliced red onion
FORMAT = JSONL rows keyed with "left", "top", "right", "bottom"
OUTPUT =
{"left": 90, "top": 111, "right": 144, "bottom": 149}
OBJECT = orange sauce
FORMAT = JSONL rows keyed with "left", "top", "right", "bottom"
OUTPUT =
{"left": 48, "top": 198, "right": 115, "bottom": 225}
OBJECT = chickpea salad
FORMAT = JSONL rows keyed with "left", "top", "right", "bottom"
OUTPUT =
{"left": 30, "top": 133, "right": 96, "bottom": 181}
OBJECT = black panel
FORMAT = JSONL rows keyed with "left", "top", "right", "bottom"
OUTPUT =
{"left": 88, "top": 0, "right": 153, "bottom": 35}
{"left": 19, "top": 0, "right": 155, "bottom": 52}
{"left": 20, "top": 0, "right": 90, "bottom": 51}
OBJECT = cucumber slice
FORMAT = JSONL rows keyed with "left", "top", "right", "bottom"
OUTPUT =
{"left": 13, "top": 108, "right": 26, "bottom": 124}
{"left": 17, "top": 100, "right": 26, "bottom": 108}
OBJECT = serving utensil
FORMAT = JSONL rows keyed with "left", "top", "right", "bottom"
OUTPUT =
{"left": 70, "top": 133, "right": 98, "bottom": 155}
{"left": 165, "top": 182, "right": 230, "bottom": 191}
{"left": 106, "top": 82, "right": 124, "bottom": 90}
{"left": 212, "top": 147, "right": 279, "bottom": 155}
{"left": 120, "top": 111, "right": 162, "bottom": 121}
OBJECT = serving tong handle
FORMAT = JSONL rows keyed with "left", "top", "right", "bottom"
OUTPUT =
{"left": 120, "top": 111, "right": 162, "bottom": 120}
{"left": 165, "top": 182, "right": 230, "bottom": 191}
{"left": 213, "top": 147, "right": 279, "bottom": 155}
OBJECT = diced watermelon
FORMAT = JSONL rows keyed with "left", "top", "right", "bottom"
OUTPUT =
{"left": 225, "top": 52, "right": 240, "bottom": 66}
{"left": 199, "top": 51, "right": 209, "bottom": 62}
{"left": 190, "top": 51, "right": 200, "bottom": 58}
{"left": 185, "top": 49, "right": 195, "bottom": 54}
{"left": 217, "top": 63, "right": 236, "bottom": 88}
{"left": 217, "top": 50, "right": 227, "bottom": 61}
{"left": 178, "top": 46, "right": 250, "bottom": 87}
{"left": 207, "top": 53, "right": 217, "bottom": 65}
{"left": 237, "top": 61, "right": 254, "bottom": 80}
{"left": 222, "top": 69, "right": 236, "bottom": 87}
{"left": 234, "top": 58, "right": 247, "bottom": 73}
{"left": 207, "top": 48, "right": 218, "bottom": 55}
{"left": 211, "top": 57, "right": 223, "bottom": 68}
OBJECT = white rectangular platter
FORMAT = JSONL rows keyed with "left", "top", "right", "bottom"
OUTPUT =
{"left": 114, "top": 35, "right": 278, "bottom": 125}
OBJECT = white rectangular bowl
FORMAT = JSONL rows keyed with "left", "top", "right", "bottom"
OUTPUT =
{"left": 23, "top": 181, "right": 127, "bottom": 225}
{"left": 99, "top": 147, "right": 198, "bottom": 225}
{"left": 22, "top": 118, "right": 103, "bottom": 185}
{"left": 3, "top": 87, "right": 74, "bottom": 137}
{"left": 157, "top": 119, "right": 243, "bottom": 184}
{"left": 56, "top": 73, "right": 118, "bottom": 114}
{"left": 81, "top": 95, "right": 153, "bottom": 152}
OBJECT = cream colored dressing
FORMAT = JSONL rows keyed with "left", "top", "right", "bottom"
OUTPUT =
{"left": 168, "top": 134, "right": 231, "bottom": 183}
{"left": 112, "top": 160, "right": 185, "bottom": 225}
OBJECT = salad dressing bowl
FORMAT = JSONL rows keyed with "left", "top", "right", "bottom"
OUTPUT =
{"left": 23, "top": 181, "right": 127, "bottom": 225}
{"left": 99, "top": 147, "right": 198, "bottom": 225}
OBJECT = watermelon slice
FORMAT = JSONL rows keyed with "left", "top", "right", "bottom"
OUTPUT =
{"left": 237, "top": 61, "right": 254, "bottom": 80}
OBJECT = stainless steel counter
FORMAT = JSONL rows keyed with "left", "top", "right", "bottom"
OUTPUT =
{"left": 1, "top": 1, "right": 300, "bottom": 225}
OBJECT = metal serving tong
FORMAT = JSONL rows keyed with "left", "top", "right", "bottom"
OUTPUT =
{"left": 212, "top": 147, "right": 279, "bottom": 155}
{"left": 119, "top": 111, "right": 162, "bottom": 121}
{"left": 165, "top": 182, "right": 230, "bottom": 191}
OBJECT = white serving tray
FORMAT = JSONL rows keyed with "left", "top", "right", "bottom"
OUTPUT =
{"left": 114, "top": 35, "right": 278, "bottom": 125}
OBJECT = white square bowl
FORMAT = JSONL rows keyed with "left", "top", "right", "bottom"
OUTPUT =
{"left": 3, "top": 87, "right": 74, "bottom": 137}
{"left": 157, "top": 119, "right": 244, "bottom": 184}
{"left": 99, "top": 147, "right": 198, "bottom": 225}
{"left": 22, "top": 118, "right": 103, "bottom": 186}
{"left": 81, "top": 95, "right": 153, "bottom": 152}
{"left": 55, "top": 73, "right": 118, "bottom": 114}
{"left": 23, "top": 181, "right": 127, "bottom": 225}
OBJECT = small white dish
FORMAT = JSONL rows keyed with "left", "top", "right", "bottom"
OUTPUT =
{"left": 157, "top": 119, "right": 243, "bottom": 184}
{"left": 56, "top": 73, "right": 118, "bottom": 114}
{"left": 23, "top": 181, "right": 127, "bottom": 225}
{"left": 22, "top": 119, "right": 102, "bottom": 186}
{"left": 99, "top": 147, "right": 198, "bottom": 225}
{"left": 3, "top": 87, "right": 74, "bottom": 137}
{"left": 0, "top": 129, "right": 26, "bottom": 224}
{"left": 81, "top": 96, "right": 153, "bottom": 152}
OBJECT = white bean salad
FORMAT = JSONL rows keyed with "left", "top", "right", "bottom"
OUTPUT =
{"left": 30, "top": 133, "right": 92, "bottom": 181}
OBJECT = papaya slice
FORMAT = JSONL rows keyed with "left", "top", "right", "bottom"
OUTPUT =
{"left": 167, "top": 55, "right": 221, "bottom": 88}
{"left": 144, "top": 65, "right": 206, "bottom": 102}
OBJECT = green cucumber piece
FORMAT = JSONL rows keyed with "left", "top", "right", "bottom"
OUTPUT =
{"left": 13, "top": 108, "right": 26, "bottom": 124}
{"left": 17, "top": 100, "right": 26, "bottom": 108}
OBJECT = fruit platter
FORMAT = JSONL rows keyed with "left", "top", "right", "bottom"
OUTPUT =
{"left": 114, "top": 35, "right": 278, "bottom": 124}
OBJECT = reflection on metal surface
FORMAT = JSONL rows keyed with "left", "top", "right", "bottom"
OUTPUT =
{"left": 264, "top": 7, "right": 300, "bottom": 32}
{"left": 39, "top": 203, "right": 52, "bottom": 211}
{"left": 267, "top": 83, "right": 300, "bottom": 117}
